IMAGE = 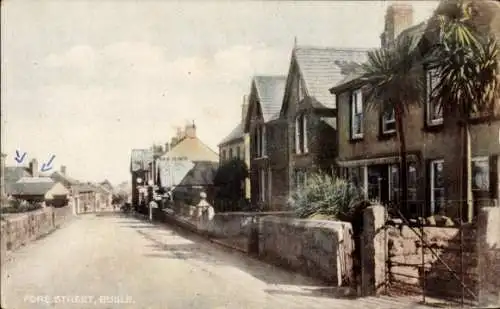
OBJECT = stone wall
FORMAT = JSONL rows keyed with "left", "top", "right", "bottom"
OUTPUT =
{"left": 0, "top": 206, "right": 74, "bottom": 267}
{"left": 386, "top": 224, "right": 477, "bottom": 300}
{"left": 258, "top": 216, "right": 354, "bottom": 286}
{"left": 362, "top": 205, "right": 500, "bottom": 307}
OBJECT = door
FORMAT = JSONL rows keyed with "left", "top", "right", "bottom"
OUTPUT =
{"left": 367, "top": 165, "right": 389, "bottom": 204}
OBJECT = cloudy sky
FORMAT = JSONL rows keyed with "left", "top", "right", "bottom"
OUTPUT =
{"left": 1, "top": 0, "right": 439, "bottom": 185}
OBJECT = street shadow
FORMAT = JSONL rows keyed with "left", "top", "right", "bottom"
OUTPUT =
{"left": 263, "top": 286, "right": 357, "bottom": 299}
{"left": 126, "top": 218, "right": 331, "bottom": 288}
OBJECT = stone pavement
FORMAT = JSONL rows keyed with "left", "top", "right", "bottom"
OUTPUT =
{"left": 1, "top": 213, "right": 449, "bottom": 309}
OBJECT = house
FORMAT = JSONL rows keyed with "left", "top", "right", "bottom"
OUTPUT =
{"left": 74, "top": 183, "right": 98, "bottom": 213}
{"left": 329, "top": 4, "right": 500, "bottom": 220}
{"left": 10, "top": 177, "right": 70, "bottom": 206}
{"left": 218, "top": 95, "right": 251, "bottom": 199}
{"left": 244, "top": 75, "right": 287, "bottom": 210}
{"left": 130, "top": 148, "right": 154, "bottom": 209}
{"left": 3, "top": 159, "right": 54, "bottom": 200}
{"left": 50, "top": 165, "right": 80, "bottom": 211}
{"left": 158, "top": 122, "right": 219, "bottom": 203}
{"left": 274, "top": 45, "right": 369, "bottom": 209}
{"left": 95, "top": 184, "right": 113, "bottom": 211}
{"left": 99, "top": 179, "right": 114, "bottom": 193}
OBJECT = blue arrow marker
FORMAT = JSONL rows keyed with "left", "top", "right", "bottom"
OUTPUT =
{"left": 14, "top": 150, "right": 27, "bottom": 164}
{"left": 41, "top": 155, "right": 56, "bottom": 172}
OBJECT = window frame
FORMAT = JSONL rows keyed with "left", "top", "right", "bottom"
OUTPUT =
{"left": 295, "top": 113, "right": 308, "bottom": 154}
{"left": 351, "top": 89, "right": 364, "bottom": 139}
{"left": 382, "top": 108, "right": 397, "bottom": 134}
{"left": 430, "top": 159, "right": 445, "bottom": 215}
{"left": 426, "top": 69, "right": 443, "bottom": 126}
{"left": 471, "top": 156, "right": 490, "bottom": 201}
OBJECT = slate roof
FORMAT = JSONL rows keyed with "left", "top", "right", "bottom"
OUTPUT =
{"left": 330, "top": 22, "right": 428, "bottom": 94}
{"left": 130, "top": 149, "right": 154, "bottom": 172}
{"left": 218, "top": 123, "right": 245, "bottom": 147}
{"left": 253, "top": 76, "right": 287, "bottom": 122}
{"left": 75, "top": 183, "right": 97, "bottom": 193}
{"left": 50, "top": 171, "right": 79, "bottom": 187}
{"left": 176, "top": 161, "right": 219, "bottom": 187}
{"left": 162, "top": 137, "right": 218, "bottom": 163}
{"left": 10, "top": 178, "right": 55, "bottom": 196}
{"left": 292, "top": 46, "right": 371, "bottom": 109}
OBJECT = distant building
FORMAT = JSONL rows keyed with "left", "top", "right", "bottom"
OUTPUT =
{"left": 218, "top": 95, "right": 251, "bottom": 199}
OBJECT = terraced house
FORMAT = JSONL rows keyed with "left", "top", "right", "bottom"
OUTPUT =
{"left": 278, "top": 45, "right": 369, "bottom": 206}
{"left": 330, "top": 3, "right": 500, "bottom": 220}
{"left": 244, "top": 75, "right": 286, "bottom": 210}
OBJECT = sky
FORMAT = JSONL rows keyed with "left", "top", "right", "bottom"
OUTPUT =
{"left": 1, "top": 0, "right": 439, "bottom": 185}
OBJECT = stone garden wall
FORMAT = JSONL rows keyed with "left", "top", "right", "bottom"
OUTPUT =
{"left": 258, "top": 216, "right": 354, "bottom": 286}
{"left": 1, "top": 206, "right": 74, "bottom": 267}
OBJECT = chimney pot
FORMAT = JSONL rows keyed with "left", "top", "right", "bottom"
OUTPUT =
{"left": 185, "top": 121, "right": 196, "bottom": 138}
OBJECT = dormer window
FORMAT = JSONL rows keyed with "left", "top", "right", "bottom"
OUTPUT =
{"left": 426, "top": 69, "right": 443, "bottom": 126}
{"left": 382, "top": 108, "right": 396, "bottom": 134}
{"left": 351, "top": 89, "right": 364, "bottom": 139}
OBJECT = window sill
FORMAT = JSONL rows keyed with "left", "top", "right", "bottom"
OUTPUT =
{"left": 349, "top": 136, "right": 364, "bottom": 144}
{"left": 378, "top": 131, "right": 397, "bottom": 141}
{"left": 422, "top": 122, "right": 444, "bottom": 133}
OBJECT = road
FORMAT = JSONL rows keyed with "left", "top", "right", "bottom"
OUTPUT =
{"left": 1, "top": 213, "right": 433, "bottom": 309}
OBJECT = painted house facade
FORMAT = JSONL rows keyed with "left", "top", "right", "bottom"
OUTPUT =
{"left": 330, "top": 3, "right": 500, "bottom": 220}
{"left": 244, "top": 75, "right": 287, "bottom": 210}
{"left": 278, "top": 46, "right": 369, "bottom": 205}
{"left": 218, "top": 95, "right": 251, "bottom": 199}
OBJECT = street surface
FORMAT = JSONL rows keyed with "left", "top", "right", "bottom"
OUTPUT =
{"left": 1, "top": 214, "right": 435, "bottom": 309}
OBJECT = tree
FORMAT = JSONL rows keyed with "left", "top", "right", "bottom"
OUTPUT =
{"left": 426, "top": 0, "right": 499, "bottom": 221}
{"left": 213, "top": 158, "right": 249, "bottom": 211}
{"left": 361, "top": 34, "right": 425, "bottom": 216}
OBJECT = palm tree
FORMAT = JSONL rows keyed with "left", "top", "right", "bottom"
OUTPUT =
{"left": 361, "top": 34, "right": 425, "bottom": 216}
{"left": 426, "top": 0, "right": 499, "bottom": 222}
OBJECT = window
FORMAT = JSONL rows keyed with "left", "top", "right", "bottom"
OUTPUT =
{"left": 295, "top": 114, "right": 308, "bottom": 154}
{"left": 382, "top": 108, "right": 396, "bottom": 133}
{"left": 295, "top": 170, "right": 307, "bottom": 191}
{"left": 229, "top": 148, "right": 233, "bottom": 159}
{"left": 260, "top": 168, "right": 266, "bottom": 202}
{"left": 472, "top": 157, "right": 490, "bottom": 206}
{"left": 389, "top": 164, "right": 400, "bottom": 202}
{"left": 268, "top": 168, "right": 272, "bottom": 203}
{"left": 254, "top": 125, "right": 266, "bottom": 158}
{"left": 367, "top": 166, "right": 383, "bottom": 201}
{"left": 236, "top": 146, "right": 241, "bottom": 159}
{"left": 348, "top": 166, "right": 365, "bottom": 190}
{"left": 351, "top": 89, "right": 363, "bottom": 139}
{"left": 430, "top": 160, "right": 445, "bottom": 215}
{"left": 222, "top": 150, "right": 227, "bottom": 161}
{"left": 408, "top": 163, "right": 418, "bottom": 202}
{"left": 426, "top": 69, "right": 443, "bottom": 126}
{"left": 298, "top": 78, "right": 304, "bottom": 102}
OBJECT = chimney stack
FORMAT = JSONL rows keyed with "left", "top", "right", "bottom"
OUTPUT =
{"left": 30, "top": 159, "right": 39, "bottom": 177}
{"left": 1, "top": 153, "right": 6, "bottom": 199}
{"left": 185, "top": 120, "right": 196, "bottom": 139}
{"left": 242, "top": 95, "right": 249, "bottom": 124}
{"left": 380, "top": 3, "right": 414, "bottom": 48}
{"left": 60, "top": 165, "right": 66, "bottom": 175}
{"left": 176, "top": 126, "right": 184, "bottom": 141}
{"left": 164, "top": 142, "right": 170, "bottom": 153}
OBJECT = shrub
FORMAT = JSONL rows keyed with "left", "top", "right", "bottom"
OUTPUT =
{"left": 213, "top": 158, "right": 249, "bottom": 212}
{"left": 289, "top": 172, "right": 365, "bottom": 220}
{"left": 0, "top": 199, "right": 43, "bottom": 214}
